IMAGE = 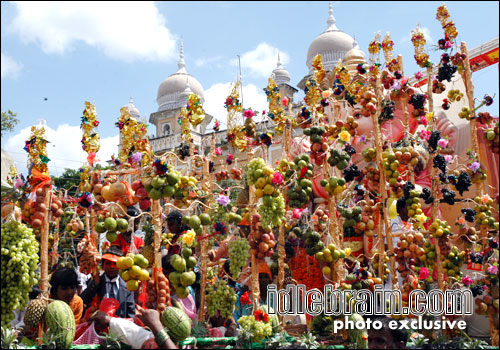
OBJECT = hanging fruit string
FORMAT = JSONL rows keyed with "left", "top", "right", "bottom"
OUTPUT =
{"left": 411, "top": 24, "right": 432, "bottom": 69}
{"left": 116, "top": 106, "right": 152, "bottom": 168}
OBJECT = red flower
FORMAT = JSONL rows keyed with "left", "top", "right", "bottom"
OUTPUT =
{"left": 240, "top": 291, "right": 251, "bottom": 305}
{"left": 254, "top": 309, "right": 269, "bottom": 323}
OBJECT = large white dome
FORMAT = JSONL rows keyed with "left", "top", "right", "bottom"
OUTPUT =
{"left": 306, "top": 3, "right": 354, "bottom": 73}
{"left": 156, "top": 42, "right": 204, "bottom": 112}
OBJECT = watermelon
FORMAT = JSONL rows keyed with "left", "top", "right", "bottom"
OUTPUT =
{"left": 44, "top": 300, "right": 76, "bottom": 348}
{"left": 161, "top": 305, "right": 191, "bottom": 343}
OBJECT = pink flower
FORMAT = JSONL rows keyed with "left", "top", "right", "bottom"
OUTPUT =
{"left": 14, "top": 176, "right": 24, "bottom": 190}
{"left": 282, "top": 97, "right": 289, "bottom": 107}
{"left": 215, "top": 147, "right": 222, "bottom": 156}
{"left": 488, "top": 264, "right": 498, "bottom": 275}
{"left": 243, "top": 109, "right": 255, "bottom": 118}
{"left": 292, "top": 208, "right": 303, "bottom": 219}
{"left": 462, "top": 275, "right": 473, "bottom": 286}
{"left": 415, "top": 71, "right": 424, "bottom": 80}
{"left": 444, "top": 155, "right": 453, "bottom": 163}
{"left": 216, "top": 194, "right": 230, "bottom": 206}
{"left": 419, "top": 116, "right": 428, "bottom": 126}
{"left": 131, "top": 152, "right": 142, "bottom": 165}
{"left": 272, "top": 172, "right": 284, "bottom": 185}
{"left": 437, "top": 138, "right": 448, "bottom": 148}
{"left": 419, "top": 267, "right": 430, "bottom": 280}
{"left": 420, "top": 129, "right": 431, "bottom": 141}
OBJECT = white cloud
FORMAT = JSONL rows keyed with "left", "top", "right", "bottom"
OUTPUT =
{"left": 1, "top": 53, "right": 23, "bottom": 78}
{"left": 9, "top": 1, "right": 177, "bottom": 62}
{"left": 194, "top": 56, "right": 224, "bottom": 68}
{"left": 4, "top": 123, "right": 119, "bottom": 177}
{"left": 400, "top": 26, "right": 433, "bottom": 45}
{"left": 231, "top": 42, "right": 290, "bottom": 78}
{"left": 203, "top": 82, "right": 269, "bottom": 129}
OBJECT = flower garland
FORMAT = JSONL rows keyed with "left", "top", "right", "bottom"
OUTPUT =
{"left": 81, "top": 101, "right": 100, "bottom": 166}
{"left": 116, "top": 106, "right": 152, "bottom": 167}
{"left": 411, "top": 25, "right": 431, "bottom": 68}
{"left": 24, "top": 124, "right": 50, "bottom": 176}
{"left": 264, "top": 77, "right": 287, "bottom": 135}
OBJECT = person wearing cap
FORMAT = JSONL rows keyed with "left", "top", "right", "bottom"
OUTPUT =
{"left": 81, "top": 246, "right": 136, "bottom": 319}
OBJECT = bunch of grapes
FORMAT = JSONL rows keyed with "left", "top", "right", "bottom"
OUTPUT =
{"left": 485, "top": 122, "right": 499, "bottom": 154}
{"left": 238, "top": 315, "right": 273, "bottom": 343}
{"left": 247, "top": 158, "right": 266, "bottom": 186}
{"left": 259, "top": 192, "right": 285, "bottom": 230}
{"left": 205, "top": 279, "right": 237, "bottom": 319}
{"left": 228, "top": 237, "right": 250, "bottom": 280}
{"left": 1, "top": 221, "right": 40, "bottom": 327}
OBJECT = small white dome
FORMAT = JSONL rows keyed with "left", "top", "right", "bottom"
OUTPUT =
{"left": 123, "top": 97, "right": 140, "bottom": 119}
{"left": 342, "top": 38, "right": 367, "bottom": 75}
{"left": 156, "top": 41, "right": 204, "bottom": 112}
{"left": 306, "top": 2, "right": 354, "bottom": 73}
{"left": 271, "top": 53, "right": 291, "bottom": 85}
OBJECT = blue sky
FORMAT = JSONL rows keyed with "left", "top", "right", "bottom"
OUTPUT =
{"left": 1, "top": 1, "right": 498, "bottom": 176}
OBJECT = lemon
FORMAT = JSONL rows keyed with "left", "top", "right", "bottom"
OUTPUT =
{"left": 126, "top": 279, "right": 139, "bottom": 291}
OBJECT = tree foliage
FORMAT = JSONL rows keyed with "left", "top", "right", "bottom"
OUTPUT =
{"left": 51, "top": 168, "right": 81, "bottom": 197}
{"left": 1, "top": 110, "right": 19, "bottom": 138}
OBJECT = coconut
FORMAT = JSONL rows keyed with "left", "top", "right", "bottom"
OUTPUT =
{"left": 1, "top": 203, "right": 14, "bottom": 218}
{"left": 93, "top": 183, "right": 103, "bottom": 194}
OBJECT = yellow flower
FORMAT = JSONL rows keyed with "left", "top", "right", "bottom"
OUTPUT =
{"left": 344, "top": 247, "right": 352, "bottom": 257}
{"left": 182, "top": 230, "right": 196, "bottom": 247}
{"left": 426, "top": 112, "right": 434, "bottom": 122}
{"left": 339, "top": 130, "right": 351, "bottom": 143}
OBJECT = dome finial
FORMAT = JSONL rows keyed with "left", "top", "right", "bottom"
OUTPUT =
{"left": 177, "top": 39, "right": 186, "bottom": 73}
{"left": 277, "top": 52, "right": 281, "bottom": 65}
{"left": 326, "top": 1, "right": 337, "bottom": 31}
{"left": 129, "top": 96, "right": 134, "bottom": 104}
{"left": 352, "top": 35, "right": 358, "bottom": 48}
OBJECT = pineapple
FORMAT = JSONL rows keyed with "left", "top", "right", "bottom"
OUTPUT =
{"left": 24, "top": 297, "right": 48, "bottom": 328}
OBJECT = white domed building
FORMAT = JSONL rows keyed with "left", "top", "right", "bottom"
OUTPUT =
{"left": 298, "top": 2, "right": 356, "bottom": 90}
{"left": 149, "top": 41, "right": 213, "bottom": 154}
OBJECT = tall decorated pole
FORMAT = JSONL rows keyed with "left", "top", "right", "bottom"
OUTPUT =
{"left": 367, "top": 34, "right": 399, "bottom": 289}
{"left": 198, "top": 135, "right": 214, "bottom": 322}
{"left": 410, "top": 24, "right": 446, "bottom": 292}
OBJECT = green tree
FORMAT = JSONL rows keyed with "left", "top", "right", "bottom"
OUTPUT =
{"left": 51, "top": 168, "right": 81, "bottom": 197}
{"left": 1, "top": 110, "right": 19, "bottom": 138}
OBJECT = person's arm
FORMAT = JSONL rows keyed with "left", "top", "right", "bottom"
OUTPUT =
{"left": 80, "top": 275, "right": 100, "bottom": 306}
{"left": 136, "top": 305, "right": 178, "bottom": 349}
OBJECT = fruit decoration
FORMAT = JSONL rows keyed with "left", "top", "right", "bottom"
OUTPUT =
{"left": 238, "top": 312, "right": 273, "bottom": 343}
{"left": 429, "top": 219, "right": 452, "bottom": 238}
{"left": 320, "top": 176, "right": 346, "bottom": 196}
{"left": 117, "top": 253, "right": 150, "bottom": 292}
{"left": 76, "top": 235, "right": 101, "bottom": 274}
{"left": 303, "top": 126, "right": 328, "bottom": 166}
{"left": 145, "top": 270, "right": 171, "bottom": 312}
{"left": 205, "top": 279, "right": 237, "bottom": 319}
{"left": 1, "top": 221, "right": 40, "bottom": 327}
{"left": 249, "top": 215, "right": 276, "bottom": 259}
{"left": 247, "top": 158, "right": 285, "bottom": 229}
{"left": 485, "top": 122, "right": 499, "bottom": 153}
{"left": 228, "top": 237, "right": 250, "bottom": 280}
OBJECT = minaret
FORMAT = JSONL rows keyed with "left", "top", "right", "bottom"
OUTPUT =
{"left": 326, "top": 1, "right": 339, "bottom": 31}
{"left": 177, "top": 40, "right": 187, "bottom": 74}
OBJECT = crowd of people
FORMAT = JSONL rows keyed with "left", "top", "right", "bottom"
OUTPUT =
{"left": 10, "top": 207, "right": 489, "bottom": 349}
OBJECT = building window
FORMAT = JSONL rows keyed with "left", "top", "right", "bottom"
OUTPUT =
{"left": 162, "top": 123, "right": 171, "bottom": 136}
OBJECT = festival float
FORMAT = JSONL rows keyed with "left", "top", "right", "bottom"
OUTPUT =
{"left": 1, "top": 3, "right": 499, "bottom": 349}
